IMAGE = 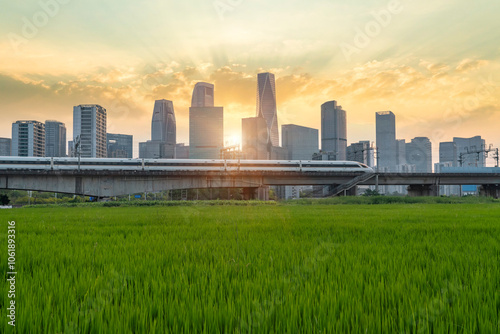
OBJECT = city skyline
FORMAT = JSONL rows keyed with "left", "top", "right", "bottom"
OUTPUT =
{"left": 1, "top": 1, "right": 498, "bottom": 160}
{"left": 2, "top": 92, "right": 498, "bottom": 166}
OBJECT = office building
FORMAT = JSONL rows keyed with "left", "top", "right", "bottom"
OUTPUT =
{"left": 73, "top": 104, "right": 107, "bottom": 158}
{"left": 191, "top": 82, "right": 214, "bottom": 108}
{"left": 321, "top": 101, "right": 347, "bottom": 160}
{"left": 242, "top": 117, "right": 269, "bottom": 160}
{"left": 406, "top": 137, "right": 432, "bottom": 172}
{"left": 282, "top": 124, "right": 319, "bottom": 160}
{"left": 270, "top": 146, "right": 288, "bottom": 160}
{"left": 396, "top": 139, "right": 406, "bottom": 165}
{"left": 453, "top": 136, "right": 486, "bottom": 167}
{"left": 68, "top": 141, "right": 74, "bottom": 157}
{"left": 107, "top": 133, "right": 133, "bottom": 158}
{"left": 175, "top": 143, "right": 190, "bottom": 159}
{"left": 439, "top": 142, "right": 458, "bottom": 167}
{"left": 189, "top": 83, "right": 224, "bottom": 159}
{"left": 347, "top": 141, "right": 374, "bottom": 166}
{"left": 45, "top": 121, "right": 66, "bottom": 157}
{"left": 376, "top": 111, "right": 397, "bottom": 171}
{"left": 435, "top": 162, "right": 460, "bottom": 196}
{"left": 12, "top": 120, "right": 45, "bottom": 157}
{"left": 0, "top": 138, "right": 11, "bottom": 156}
{"left": 151, "top": 100, "right": 176, "bottom": 145}
{"left": 139, "top": 100, "right": 176, "bottom": 159}
{"left": 257, "top": 72, "right": 279, "bottom": 147}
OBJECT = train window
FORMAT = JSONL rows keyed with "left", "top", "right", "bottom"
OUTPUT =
{"left": 239, "top": 163, "right": 299, "bottom": 168}
{"left": 146, "top": 162, "right": 224, "bottom": 167}
{"left": 0, "top": 160, "right": 48, "bottom": 165}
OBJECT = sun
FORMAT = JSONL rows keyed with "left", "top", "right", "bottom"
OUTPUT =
{"left": 224, "top": 134, "right": 242, "bottom": 149}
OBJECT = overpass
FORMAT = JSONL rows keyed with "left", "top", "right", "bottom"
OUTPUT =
{"left": 1, "top": 170, "right": 500, "bottom": 199}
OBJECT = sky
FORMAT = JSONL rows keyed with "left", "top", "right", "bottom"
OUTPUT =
{"left": 1, "top": 0, "right": 499, "bottom": 161}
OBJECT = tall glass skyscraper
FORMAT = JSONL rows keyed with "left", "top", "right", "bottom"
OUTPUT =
{"left": 242, "top": 117, "right": 269, "bottom": 160}
{"left": 191, "top": 82, "right": 214, "bottom": 108}
{"left": 321, "top": 101, "right": 347, "bottom": 160}
{"left": 376, "top": 111, "right": 397, "bottom": 170}
{"left": 139, "top": 100, "right": 176, "bottom": 159}
{"left": 189, "top": 83, "right": 223, "bottom": 159}
{"left": 282, "top": 124, "right": 319, "bottom": 160}
{"left": 257, "top": 72, "right": 279, "bottom": 147}
{"left": 406, "top": 137, "right": 432, "bottom": 172}
{"left": 151, "top": 100, "right": 176, "bottom": 145}
{"left": 453, "top": 136, "right": 486, "bottom": 167}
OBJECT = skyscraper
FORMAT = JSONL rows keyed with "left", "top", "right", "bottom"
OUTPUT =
{"left": 257, "top": 72, "right": 279, "bottom": 147}
{"left": 376, "top": 111, "right": 397, "bottom": 171}
{"left": 0, "top": 138, "right": 11, "bottom": 156}
{"left": 396, "top": 139, "right": 406, "bottom": 165}
{"left": 321, "top": 101, "right": 347, "bottom": 160}
{"left": 12, "top": 120, "right": 45, "bottom": 157}
{"left": 151, "top": 100, "right": 176, "bottom": 145}
{"left": 406, "top": 137, "right": 432, "bottom": 172}
{"left": 107, "top": 133, "right": 133, "bottom": 158}
{"left": 73, "top": 104, "right": 107, "bottom": 158}
{"left": 139, "top": 100, "right": 176, "bottom": 159}
{"left": 439, "top": 141, "right": 458, "bottom": 166}
{"left": 191, "top": 82, "right": 214, "bottom": 108}
{"left": 282, "top": 124, "right": 319, "bottom": 160}
{"left": 45, "top": 120, "right": 67, "bottom": 157}
{"left": 242, "top": 117, "right": 269, "bottom": 160}
{"left": 189, "top": 83, "right": 223, "bottom": 159}
{"left": 453, "top": 136, "right": 486, "bottom": 167}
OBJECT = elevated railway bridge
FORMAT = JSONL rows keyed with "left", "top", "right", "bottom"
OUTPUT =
{"left": 1, "top": 169, "right": 500, "bottom": 199}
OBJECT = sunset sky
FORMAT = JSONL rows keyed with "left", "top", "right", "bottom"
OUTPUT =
{"left": 1, "top": 0, "right": 499, "bottom": 161}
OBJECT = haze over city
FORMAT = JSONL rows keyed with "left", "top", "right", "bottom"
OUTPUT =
{"left": 1, "top": 0, "right": 499, "bottom": 160}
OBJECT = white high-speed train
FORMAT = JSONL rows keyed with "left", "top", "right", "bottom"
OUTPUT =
{"left": 0, "top": 157, "right": 374, "bottom": 173}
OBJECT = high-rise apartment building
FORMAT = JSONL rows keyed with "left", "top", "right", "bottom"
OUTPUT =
{"left": 189, "top": 83, "right": 224, "bottom": 159}
{"left": 0, "top": 138, "right": 11, "bottom": 156}
{"left": 12, "top": 120, "right": 45, "bottom": 157}
{"left": 257, "top": 73, "right": 279, "bottom": 147}
{"left": 376, "top": 111, "right": 397, "bottom": 171}
{"left": 139, "top": 100, "right": 176, "bottom": 159}
{"left": 453, "top": 136, "right": 486, "bottom": 167}
{"left": 45, "top": 120, "right": 66, "bottom": 157}
{"left": 406, "top": 137, "right": 432, "bottom": 172}
{"left": 282, "top": 124, "right": 319, "bottom": 160}
{"left": 107, "top": 133, "right": 133, "bottom": 158}
{"left": 321, "top": 101, "right": 347, "bottom": 160}
{"left": 73, "top": 105, "right": 107, "bottom": 158}
{"left": 242, "top": 117, "right": 269, "bottom": 160}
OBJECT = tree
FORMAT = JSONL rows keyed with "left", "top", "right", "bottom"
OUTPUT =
{"left": 363, "top": 189, "right": 381, "bottom": 197}
{"left": 0, "top": 194, "right": 10, "bottom": 205}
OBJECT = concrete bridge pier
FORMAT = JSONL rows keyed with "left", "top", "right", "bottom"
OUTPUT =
{"left": 407, "top": 184, "right": 439, "bottom": 197}
{"left": 479, "top": 184, "right": 500, "bottom": 199}
{"left": 242, "top": 187, "right": 269, "bottom": 201}
{"left": 337, "top": 186, "right": 358, "bottom": 197}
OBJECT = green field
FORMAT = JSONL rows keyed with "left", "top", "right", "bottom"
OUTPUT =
{"left": 1, "top": 202, "right": 500, "bottom": 333}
